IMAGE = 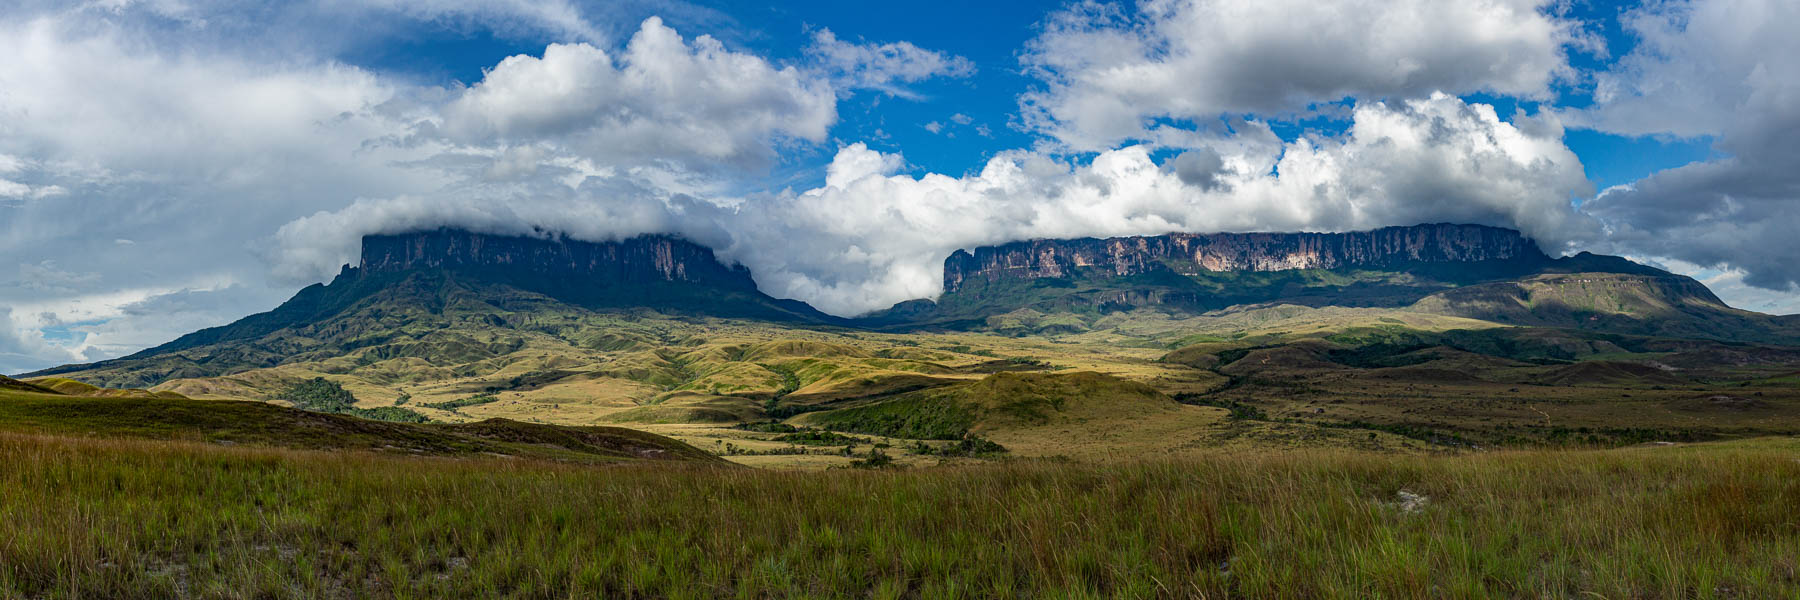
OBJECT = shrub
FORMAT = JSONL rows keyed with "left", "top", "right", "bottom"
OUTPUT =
{"left": 276, "top": 378, "right": 429, "bottom": 423}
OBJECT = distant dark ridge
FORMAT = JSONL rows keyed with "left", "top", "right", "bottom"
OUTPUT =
{"left": 944, "top": 223, "right": 1548, "bottom": 293}
{"left": 352, "top": 229, "right": 832, "bottom": 323}
{"left": 360, "top": 229, "right": 759, "bottom": 291}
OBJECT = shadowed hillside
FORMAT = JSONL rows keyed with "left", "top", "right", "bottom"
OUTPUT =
{"left": 0, "top": 375, "right": 54, "bottom": 394}
{"left": 0, "top": 384, "right": 722, "bottom": 464}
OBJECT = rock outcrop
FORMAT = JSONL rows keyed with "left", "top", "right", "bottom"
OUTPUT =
{"left": 360, "top": 229, "right": 757, "bottom": 291}
{"left": 943, "top": 224, "right": 1547, "bottom": 293}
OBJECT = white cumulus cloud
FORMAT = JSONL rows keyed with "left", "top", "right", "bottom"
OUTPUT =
{"left": 805, "top": 28, "right": 976, "bottom": 99}
{"left": 1020, "top": 0, "right": 1589, "bottom": 149}
{"left": 443, "top": 17, "right": 837, "bottom": 170}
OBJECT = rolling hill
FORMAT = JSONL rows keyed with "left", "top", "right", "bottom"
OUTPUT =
{"left": 0, "top": 381, "right": 722, "bottom": 464}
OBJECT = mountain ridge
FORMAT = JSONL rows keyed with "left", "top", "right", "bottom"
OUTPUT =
{"left": 144, "top": 230, "right": 835, "bottom": 356}
{"left": 17, "top": 224, "right": 1798, "bottom": 385}
{"left": 853, "top": 224, "right": 1800, "bottom": 345}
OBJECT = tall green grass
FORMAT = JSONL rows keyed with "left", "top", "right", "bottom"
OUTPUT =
{"left": 2, "top": 433, "right": 1795, "bottom": 598}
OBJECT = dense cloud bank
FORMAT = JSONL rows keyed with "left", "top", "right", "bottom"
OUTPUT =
{"left": 716, "top": 94, "right": 1594, "bottom": 315}
{"left": 2, "top": 0, "right": 1796, "bottom": 372}
{"left": 1571, "top": 0, "right": 1800, "bottom": 294}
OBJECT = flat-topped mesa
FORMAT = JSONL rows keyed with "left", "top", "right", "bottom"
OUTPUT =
{"left": 943, "top": 224, "right": 1548, "bottom": 293}
{"left": 359, "top": 229, "right": 758, "bottom": 290}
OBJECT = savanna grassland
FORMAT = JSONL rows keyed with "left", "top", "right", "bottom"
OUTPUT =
{"left": 1, "top": 431, "right": 1796, "bottom": 599}
{"left": 10, "top": 265, "right": 1800, "bottom": 598}
{"left": 32, "top": 290, "right": 1800, "bottom": 468}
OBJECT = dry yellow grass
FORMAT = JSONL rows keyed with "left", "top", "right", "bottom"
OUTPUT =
{"left": 2, "top": 431, "right": 1796, "bottom": 598}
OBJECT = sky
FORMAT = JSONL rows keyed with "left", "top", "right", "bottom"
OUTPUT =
{"left": 2, "top": 0, "right": 1798, "bottom": 374}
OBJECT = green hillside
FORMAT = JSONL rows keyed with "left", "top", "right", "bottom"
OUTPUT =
{"left": 1408, "top": 271, "right": 1800, "bottom": 342}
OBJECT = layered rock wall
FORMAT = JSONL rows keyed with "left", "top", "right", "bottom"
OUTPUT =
{"left": 943, "top": 224, "right": 1547, "bottom": 292}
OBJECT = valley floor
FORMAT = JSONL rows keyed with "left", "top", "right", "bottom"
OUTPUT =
{"left": 2, "top": 431, "right": 1795, "bottom": 599}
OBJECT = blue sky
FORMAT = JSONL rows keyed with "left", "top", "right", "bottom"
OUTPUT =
{"left": 331, "top": 0, "right": 1713, "bottom": 190}
{"left": 337, "top": 0, "right": 1052, "bottom": 182}
{"left": 2, "top": 0, "right": 1798, "bottom": 373}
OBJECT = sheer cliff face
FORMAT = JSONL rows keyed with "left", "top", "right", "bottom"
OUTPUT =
{"left": 943, "top": 224, "right": 1549, "bottom": 293}
{"left": 360, "top": 229, "right": 757, "bottom": 290}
